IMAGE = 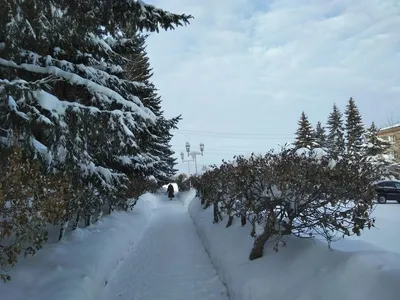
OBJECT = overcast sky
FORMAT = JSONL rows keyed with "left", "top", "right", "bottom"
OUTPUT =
{"left": 145, "top": 0, "right": 400, "bottom": 175}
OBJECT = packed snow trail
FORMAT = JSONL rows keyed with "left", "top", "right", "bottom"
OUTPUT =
{"left": 103, "top": 194, "right": 230, "bottom": 300}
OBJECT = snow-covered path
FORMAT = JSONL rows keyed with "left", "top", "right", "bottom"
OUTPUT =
{"left": 103, "top": 196, "right": 230, "bottom": 300}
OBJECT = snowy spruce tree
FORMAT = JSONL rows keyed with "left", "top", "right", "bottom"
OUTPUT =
{"left": 344, "top": 97, "right": 365, "bottom": 156}
{"left": 0, "top": 1, "right": 192, "bottom": 217}
{"left": 122, "top": 32, "right": 180, "bottom": 185}
{"left": 294, "top": 111, "right": 316, "bottom": 149}
{"left": 326, "top": 104, "right": 345, "bottom": 157}
{"left": 314, "top": 121, "right": 327, "bottom": 148}
{"left": 364, "top": 122, "right": 390, "bottom": 157}
{"left": 363, "top": 122, "right": 400, "bottom": 177}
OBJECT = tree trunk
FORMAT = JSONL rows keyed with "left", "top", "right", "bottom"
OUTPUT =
{"left": 226, "top": 214, "right": 234, "bottom": 228}
{"left": 249, "top": 227, "right": 272, "bottom": 260}
{"left": 97, "top": 210, "right": 103, "bottom": 221}
{"left": 241, "top": 214, "right": 246, "bottom": 226}
{"left": 72, "top": 211, "right": 81, "bottom": 230}
{"left": 249, "top": 208, "right": 276, "bottom": 260}
{"left": 213, "top": 200, "right": 220, "bottom": 223}
{"left": 85, "top": 215, "right": 92, "bottom": 227}
{"left": 131, "top": 198, "right": 138, "bottom": 209}
{"left": 58, "top": 220, "right": 69, "bottom": 241}
{"left": 218, "top": 211, "right": 223, "bottom": 222}
{"left": 250, "top": 222, "right": 256, "bottom": 237}
{"left": 201, "top": 197, "right": 205, "bottom": 205}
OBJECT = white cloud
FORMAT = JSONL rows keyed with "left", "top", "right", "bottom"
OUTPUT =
{"left": 145, "top": 0, "right": 400, "bottom": 174}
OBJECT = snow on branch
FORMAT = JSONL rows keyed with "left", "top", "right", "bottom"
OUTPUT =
{"left": 1, "top": 81, "right": 144, "bottom": 138}
{"left": 0, "top": 58, "right": 156, "bottom": 121}
{"left": 21, "top": 48, "right": 145, "bottom": 89}
{"left": 126, "top": 0, "right": 193, "bottom": 32}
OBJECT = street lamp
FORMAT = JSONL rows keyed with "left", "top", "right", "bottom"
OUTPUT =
{"left": 186, "top": 141, "right": 205, "bottom": 175}
{"left": 180, "top": 151, "right": 192, "bottom": 176}
{"left": 185, "top": 142, "right": 190, "bottom": 156}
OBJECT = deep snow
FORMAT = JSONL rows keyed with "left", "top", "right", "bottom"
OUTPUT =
{"left": 0, "top": 193, "right": 157, "bottom": 300}
{"left": 102, "top": 193, "right": 229, "bottom": 300}
{"left": 2, "top": 190, "right": 400, "bottom": 300}
{"left": 332, "top": 202, "right": 400, "bottom": 255}
{"left": 0, "top": 192, "right": 228, "bottom": 300}
{"left": 189, "top": 190, "right": 400, "bottom": 300}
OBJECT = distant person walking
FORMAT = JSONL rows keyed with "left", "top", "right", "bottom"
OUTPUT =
{"left": 167, "top": 183, "right": 175, "bottom": 200}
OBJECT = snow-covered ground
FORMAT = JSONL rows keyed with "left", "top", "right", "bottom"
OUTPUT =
{"left": 102, "top": 193, "right": 228, "bottom": 300}
{"left": 0, "top": 193, "right": 157, "bottom": 300}
{"left": 189, "top": 190, "right": 400, "bottom": 300}
{"left": 2, "top": 190, "right": 399, "bottom": 300}
{"left": 0, "top": 192, "right": 228, "bottom": 300}
{"left": 332, "top": 203, "right": 400, "bottom": 255}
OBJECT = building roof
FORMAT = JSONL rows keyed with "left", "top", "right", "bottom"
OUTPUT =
{"left": 378, "top": 123, "right": 400, "bottom": 132}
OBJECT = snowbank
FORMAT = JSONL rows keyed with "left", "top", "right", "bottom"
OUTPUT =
{"left": 331, "top": 203, "right": 400, "bottom": 255}
{"left": 0, "top": 193, "right": 159, "bottom": 300}
{"left": 179, "top": 190, "right": 196, "bottom": 206}
{"left": 189, "top": 195, "right": 400, "bottom": 300}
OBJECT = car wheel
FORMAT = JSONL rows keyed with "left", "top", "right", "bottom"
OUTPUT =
{"left": 378, "top": 195, "right": 387, "bottom": 204}
{"left": 397, "top": 200, "right": 400, "bottom": 204}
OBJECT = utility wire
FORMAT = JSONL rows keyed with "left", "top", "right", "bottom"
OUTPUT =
{"left": 172, "top": 148, "right": 265, "bottom": 155}
{"left": 170, "top": 130, "right": 292, "bottom": 160}
{"left": 175, "top": 151, "right": 265, "bottom": 157}
{"left": 172, "top": 129, "right": 293, "bottom": 136}
{"left": 172, "top": 131, "right": 292, "bottom": 140}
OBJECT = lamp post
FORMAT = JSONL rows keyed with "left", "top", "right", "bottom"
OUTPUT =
{"left": 186, "top": 141, "right": 204, "bottom": 175}
{"left": 180, "top": 151, "right": 192, "bottom": 176}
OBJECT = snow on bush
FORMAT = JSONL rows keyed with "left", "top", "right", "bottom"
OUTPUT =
{"left": 189, "top": 196, "right": 400, "bottom": 300}
{"left": 192, "top": 147, "right": 383, "bottom": 260}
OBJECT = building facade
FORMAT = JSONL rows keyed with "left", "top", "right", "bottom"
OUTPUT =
{"left": 377, "top": 124, "right": 400, "bottom": 160}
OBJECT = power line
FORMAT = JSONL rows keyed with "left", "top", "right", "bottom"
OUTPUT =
{"left": 172, "top": 129, "right": 293, "bottom": 137}
{"left": 176, "top": 152, "right": 232, "bottom": 156}
{"left": 172, "top": 131, "right": 292, "bottom": 140}
{"left": 203, "top": 148, "right": 253, "bottom": 153}
{"left": 170, "top": 144, "right": 281, "bottom": 155}
{"left": 176, "top": 163, "right": 210, "bottom": 166}
{"left": 171, "top": 144, "right": 267, "bottom": 153}
{"left": 175, "top": 151, "right": 264, "bottom": 158}
{"left": 171, "top": 144, "right": 248, "bottom": 151}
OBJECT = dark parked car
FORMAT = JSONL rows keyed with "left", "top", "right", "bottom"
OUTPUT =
{"left": 374, "top": 180, "right": 400, "bottom": 204}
